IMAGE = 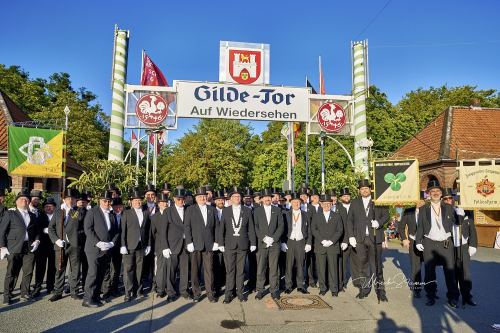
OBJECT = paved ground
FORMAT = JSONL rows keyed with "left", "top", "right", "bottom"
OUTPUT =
{"left": 0, "top": 241, "right": 499, "bottom": 333}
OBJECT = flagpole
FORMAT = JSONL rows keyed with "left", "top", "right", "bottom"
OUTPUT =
{"left": 59, "top": 106, "right": 70, "bottom": 271}
{"left": 153, "top": 131, "right": 158, "bottom": 186}
{"left": 146, "top": 131, "right": 150, "bottom": 184}
{"left": 135, "top": 129, "right": 140, "bottom": 186}
{"left": 290, "top": 122, "right": 295, "bottom": 191}
{"left": 287, "top": 122, "right": 292, "bottom": 191}
{"left": 305, "top": 75, "right": 309, "bottom": 188}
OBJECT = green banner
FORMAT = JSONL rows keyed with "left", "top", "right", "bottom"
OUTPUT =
{"left": 8, "top": 126, "right": 64, "bottom": 178}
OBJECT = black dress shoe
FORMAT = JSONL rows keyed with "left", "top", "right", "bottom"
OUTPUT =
{"left": 167, "top": 294, "right": 177, "bottom": 302}
{"left": 297, "top": 288, "right": 309, "bottom": 294}
{"left": 124, "top": 296, "right": 132, "bottom": 302}
{"left": 309, "top": 282, "right": 317, "bottom": 288}
{"left": 49, "top": 294, "right": 63, "bottom": 302}
{"left": 32, "top": 289, "right": 41, "bottom": 298}
{"left": 379, "top": 295, "right": 388, "bottom": 302}
{"left": 255, "top": 292, "right": 264, "bottom": 300}
{"left": 425, "top": 298, "right": 436, "bottom": 306}
{"left": 193, "top": 295, "right": 201, "bottom": 302}
{"left": 223, "top": 296, "right": 233, "bottom": 304}
{"left": 464, "top": 299, "right": 477, "bottom": 306}
{"left": 3, "top": 298, "right": 11, "bottom": 305}
{"left": 271, "top": 292, "right": 280, "bottom": 300}
{"left": 208, "top": 295, "right": 217, "bottom": 303}
{"left": 82, "top": 300, "right": 101, "bottom": 308}
{"left": 331, "top": 292, "right": 338, "bottom": 297}
{"left": 448, "top": 299, "right": 459, "bottom": 309}
{"left": 319, "top": 290, "right": 327, "bottom": 296}
{"left": 284, "top": 288, "right": 293, "bottom": 294}
{"left": 355, "top": 291, "right": 365, "bottom": 299}
{"left": 238, "top": 295, "right": 247, "bottom": 302}
{"left": 157, "top": 291, "right": 167, "bottom": 298}
{"left": 102, "top": 293, "right": 112, "bottom": 302}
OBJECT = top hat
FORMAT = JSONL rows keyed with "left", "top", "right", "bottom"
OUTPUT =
{"left": 290, "top": 192, "right": 302, "bottom": 202}
{"left": 228, "top": 186, "right": 242, "bottom": 197}
{"left": 16, "top": 188, "right": 31, "bottom": 201}
{"left": 442, "top": 188, "right": 454, "bottom": 198}
{"left": 339, "top": 187, "right": 351, "bottom": 197}
{"left": 30, "top": 190, "right": 42, "bottom": 199}
{"left": 63, "top": 188, "right": 79, "bottom": 199}
{"left": 78, "top": 192, "right": 90, "bottom": 202}
{"left": 161, "top": 182, "right": 172, "bottom": 192}
{"left": 253, "top": 191, "right": 261, "bottom": 198}
{"left": 327, "top": 189, "right": 337, "bottom": 197}
{"left": 100, "top": 190, "right": 113, "bottom": 200}
{"left": 260, "top": 188, "right": 274, "bottom": 198}
{"left": 299, "top": 187, "right": 309, "bottom": 196}
{"left": 42, "top": 196, "right": 57, "bottom": 207}
{"left": 284, "top": 190, "right": 292, "bottom": 196}
{"left": 129, "top": 187, "right": 144, "bottom": 200}
{"left": 203, "top": 184, "right": 213, "bottom": 192}
{"left": 419, "top": 190, "right": 426, "bottom": 200}
{"left": 194, "top": 187, "right": 207, "bottom": 197}
{"left": 310, "top": 188, "right": 320, "bottom": 196}
{"left": 157, "top": 192, "right": 170, "bottom": 202}
{"left": 242, "top": 187, "right": 253, "bottom": 198}
{"left": 111, "top": 197, "right": 123, "bottom": 206}
{"left": 213, "top": 189, "right": 226, "bottom": 200}
{"left": 173, "top": 188, "right": 186, "bottom": 198}
{"left": 144, "top": 183, "right": 156, "bottom": 194}
{"left": 426, "top": 180, "right": 442, "bottom": 192}
{"left": 319, "top": 194, "right": 331, "bottom": 202}
{"left": 358, "top": 179, "right": 372, "bottom": 189}
{"left": 271, "top": 187, "right": 281, "bottom": 195}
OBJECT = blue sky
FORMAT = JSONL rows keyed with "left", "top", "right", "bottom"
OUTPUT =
{"left": 2, "top": 0, "right": 499, "bottom": 144}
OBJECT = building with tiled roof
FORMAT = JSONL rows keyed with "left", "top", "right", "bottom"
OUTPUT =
{"left": 394, "top": 104, "right": 500, "bottom": 191}
{"left": 0, "top": 90, "right": 83, "bottom": 193}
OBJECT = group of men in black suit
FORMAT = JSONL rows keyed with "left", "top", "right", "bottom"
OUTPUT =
{"left": 399, "top": 180, "right": 478, "bottom": 308}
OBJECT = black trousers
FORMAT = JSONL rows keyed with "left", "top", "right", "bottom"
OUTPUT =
{"left": 33, "top": 241, "right": 55, "bottom": 293}
{"left": 454, "top": 244, "right": 473, "bottom": 301}
{"left": 79, "top": 247, "right": 88, "bottom": 290}
{"left": 342, "top": 245, "right": 361, "bottom": 288}
{"left": 285, "top": 239, "right": 305, "bottom": 289}
{"left": 246, "top": 251, "right": 257, "bottom": 290}
{"left": 408, "top": 239, "right": 424, "bottom": 292}
{"left": 316, "top": 248, "right": 339, "bottom": 293}
{"left": 256, "top": 245, "right": 280, "bottom": 294}
{"left": 54, "top": 245, "right": 81, "bottom": 295}
{"left": 168, "top": 248, "right": 190, "bottom": 296}
{"left": 305, "top": 251, "right": 317, "bottom": 285}
{"left": 422, "top": 238, "right": 459, "bottom": 301}
{"left": 191, "top": 250, "right": 214, "bottom": 297}
{"left": 357, "top": 236, "right": 386, "bottom": 296}
{"left": 3, "top": 242, "right": 35, "bottom": 298}
{"left": 102, "top": 250, "right": 121, "bottom": 295}
{"left": 84, "top": 251, "right": 111, "bottom": 302}
{"left": 224, "top": 249, "right": 247, "bottom": 297}
{"left": 122, "top": 248, "right": 147, "bottom": 296}
{"left": 213, "top": 250, "right": 225, "bottom": 294}
{"left": 155, "top": 254, "right": 168, "bottom": 294}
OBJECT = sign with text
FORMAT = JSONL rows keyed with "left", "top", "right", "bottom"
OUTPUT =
{"left": 373, "top": 159, "right": 420, "bottom": 205}
{"left": 175, "top": 81, "right": 309, "bottom": 122}
{"left": 458, "top": 160, "right": 500, "bottom": 210}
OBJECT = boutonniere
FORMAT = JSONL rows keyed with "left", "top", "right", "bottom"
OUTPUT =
{"left": 71, "top": 211, "right": 79, "bottom": 219}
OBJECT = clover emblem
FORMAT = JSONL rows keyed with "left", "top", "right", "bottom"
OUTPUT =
{"left": 384, "top": 172, "right": 406, "bottom": 191}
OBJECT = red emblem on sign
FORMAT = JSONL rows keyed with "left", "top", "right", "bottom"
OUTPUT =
{"left": 317, "top": 102, "right": 347, "bottom": 133}
{"left": 135, "top": 94, "right": 169, "bottom": 126}
{"left": 228, "top": 49, "right": 261, "bottom": 84}
{"left": 476, "top": 176, "right": 495, "bottom": 197}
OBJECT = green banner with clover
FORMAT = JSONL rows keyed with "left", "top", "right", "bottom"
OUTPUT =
{"left": 373, "top": 159, "right": 420, "bottom": 205}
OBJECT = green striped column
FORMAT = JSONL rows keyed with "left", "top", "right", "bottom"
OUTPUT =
{"left": 352, "top": 41, "right": 369, "bottom": 176}
{"left": 107, "top": 26, "right": 129, "bottom": 161}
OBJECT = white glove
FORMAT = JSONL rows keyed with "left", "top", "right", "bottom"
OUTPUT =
{"left": 304, "top": 244, "right": 312, "bottom": 253}
{"left": 145, "top": 246, "right": 151, "bottom": 256}
{"left": 455, "top": 207, "right": 465, "bottom": 217}
{"left": 349, "top": 237, "right": 357, "bottom": 248}
{"left": 187, "top": 243, "right": 195, "bottom": 253}
{"left": 55, "top": 239, "right": 65, "bottom": 248}
{"left": 263, "top": 236, "right": 274, "bottom": 247}
{"left": 250, "top": 245, "right": 257, "bottom": 252}
{"left": 43, "top": 228, "right": 49, "bottom": 234}
{"left": 341, "top": 243, "right": 348, "bottom": 251}
{"left": 218, "top": 246, "right": 225, "bottom": 253}
{"left": 371, "top": 220, "right": 379, "bottom": 228}
{"left": 281, "top": 243, "right": 288, "bottom": 252}
{"left": 120, "top": 246, "right": 128, "bottom": 255}
{"left": 321, "top": 240, "right": 328, "bottom": 247}
{"left": 324, "top": 240, "right": 333, "bottom": 247}
{"left": 468, "top": 246, "right": 477, "bottom": 257}
{"left": 30, "top": 240, "right": 40, "bottom": 252}
{"left": 416, "top": 244, "right": 424, "bottom": 252}
{"left": 0, "top": 247, "right": 10, "bottom": 260}
{"left": 102, "top": 242, "right": 114, "bottom": 251}
{"left": 96, "top": 241, "right": 106, "bottom": 251}
{"left": 162, "top": 248, "right": 171, "bottom": 258}
{"left": 212, "top": 242, "right": 219, "bottom": 251}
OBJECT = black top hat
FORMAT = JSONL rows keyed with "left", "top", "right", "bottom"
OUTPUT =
{"left": 194, "top": 187, "right": 207, "bottom": 197}
{"left": 339, "top": 187, "right": 351, "bottom": 197}
{"left": 419, "top": 190, "right": 426, "bottom": 200}
{"left": 129, "top": 187, "right": 144, "bottom": 200}
{"left": 253, "top": 191, "right": 261, "bottom": 198}
{"left": 185, "top": 190, "right": 193, "bottom": 197}
{"left": 299, "top": 187, "right": 309, "bottom": 196}
{"left": 173, "top": 188, "right": 186, "bottom": 198}
{"left": 228, "top": 186, "right": 242, "bottom": 197}
{"left": 442, "top": 188, "right": 454, "bottom": 198}
{"left": 106, "top": 183, "right": 117, "bottom": 191}
{"left": 63, "top": 188, "right": 79, "bottom": 199}
{"left": 78, "top": 192, "right": 89, "bottom": 202}
{"left": 203, "top": 184, "right": 213, "bottom": 192}
{"left": 426, "top": 180, "right": 441, "bottom": 192}
{"left": 30, "top": 190, "right": 42, "bottom": 199}
{"left": 319, "top": 194, "right": 331, "bottom": 202}
{"left": 0, "top": 187, "right": 8, "bottom": 196}
{"left": 157, "top": 192, "right": 170, "bottom": 202}
{"left": 42, "top": 196, "right": 57, "bottom": 207}
{"left": 310, "top": 188, "right": 320, "bottom": 196}
{"left": 327, "top": 189, "right": 337, "bottom": 197}
{"left": 242, "top": 187, "right": 253, "bottom": 198}
{"left": 260, "top": 188, "right": 273, "bottom": 198}
{"left": 100, "top": 190, "right": 113, "bottom": 200}
{"left": 111, "top": 197, "right": 123, "bottom": 206}
{"left": 213, "top": 190, "right": 226, "bottom": 200}
{"left": 284, "top": 190, "right": 292, "bottom": 196}
{"left": 271, "top": 187, "right": 281, "bottom": 195}
{"left": 358, "top": 179, "right": 372, "bottom": 189}
{"left": 290, "top": 192, "right": 302, "bottom": 202}
{"left": 144, "top": 183, "right": 156, "bottom": 194}
{"left": 161, "top": 182, "right": 172, "bottom": 192}
{"left": 16, "top": 188, "right": 31, "bottom": 201}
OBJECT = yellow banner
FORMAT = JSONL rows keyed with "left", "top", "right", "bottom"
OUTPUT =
{"left": 459, "top": 161, "right": 500, "bottom": 210}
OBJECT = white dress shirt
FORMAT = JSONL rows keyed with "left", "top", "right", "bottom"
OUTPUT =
{"left": 216, "top": 207, "right": 223, "bottom": 221}
{"left": 312, "top": 203, "right": 320, "bottom": 213}
{"left": 290, "top": 210, "right": 303, "bottom": 241}
{"left": 362, "top": 196, "right": 371, "bottom": 235}
{"left": 342, "top": 203, "right": 350, "bottom": 213}
{"left": 100, "top": 207, "right": 111, "bottom": 230}
{"left": 232, "top": 205, "right": 241, "bottom": 220}
{"left": 426, "top": 203, "right": 449, "bottom": 241}
{"left": 134, "top": 208, "right": 144, "bottom": 227}
{"left": 263, "top": 204, "right": 272, "bottom": 225}
{"left": 198, "top": 204, "right": 208, "bottom": 226}
{"left": 323, "top": 210, "right": 330, "bottom": 223}
{"left": 176, "top": 205, "right": 184, "bottom": 221}
{"left": 18, "top": 208, "right": 30, "bottom": 241}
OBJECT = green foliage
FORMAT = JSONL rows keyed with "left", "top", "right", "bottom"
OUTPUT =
{"left": 3, "top": 192, "right": 17, "bottom": 209}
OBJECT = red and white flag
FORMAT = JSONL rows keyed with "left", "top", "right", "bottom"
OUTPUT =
{"left": 149, "top": 133, "right": 162, "bottom": 154}
{"left": 141, "top": 53, "right": 170, "bottom": 87}
{"left": 131, "top": 130, "right": 145, "bottom": 160}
